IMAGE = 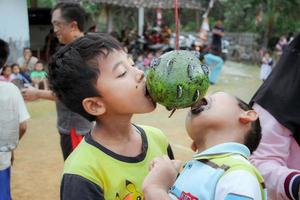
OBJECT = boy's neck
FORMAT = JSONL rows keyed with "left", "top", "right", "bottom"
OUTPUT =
{"left": 91, "top": 115, "right": 144, "bottom": 157}
{"left": 196, "top": 128, "right": 245, "bottom": 153}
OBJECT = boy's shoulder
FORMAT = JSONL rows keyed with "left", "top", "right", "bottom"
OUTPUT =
{"left": 0, "top": 81, "right": 23, "bottom": 101}
{"left": 63, "top": 138, "right": 106, "bottom": 187}
{"left": 137, "top": 125, "right": 164, "bottom": 136}
{"left": 209, "top": 153, "right": 259, "bottom": 176}
{"left": 137, "top": 125, "right": 168, "bottom": 144}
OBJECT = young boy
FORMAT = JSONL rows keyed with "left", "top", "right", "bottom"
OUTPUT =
{"left": 143, "top": 92, "right": 267, "bottom": 200}
{"left": 30, "top": 61, "right": 48, "bottom": 90}
{"left": 0, "top": 39, "right": 30, "bottom": 200}
{"left": 47, "top": 33, "right": 174, "bottom": 200}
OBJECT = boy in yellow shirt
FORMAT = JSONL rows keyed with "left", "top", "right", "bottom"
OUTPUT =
{"left": 47, "top": 33, "right": 173, "bottom": 200}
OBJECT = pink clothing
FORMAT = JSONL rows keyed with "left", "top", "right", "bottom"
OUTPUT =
{"left": 0, "top": 75, "right": 12, "bottom": 82}
{"left": 250, "top": 104, "right": 300, "bottom": 200}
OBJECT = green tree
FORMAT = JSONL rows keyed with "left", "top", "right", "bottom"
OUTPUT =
{"left": 217, "top": 0, "right": 300, "bottom": 48}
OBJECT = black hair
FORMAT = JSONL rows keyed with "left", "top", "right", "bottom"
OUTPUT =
{"left": 236, "top": 97, "right": 262, "bottom": 154}
{"left": 1, "top": 65, "right": 10, "bottom": 75}
{"left": 48, "top": 33, "right": 123, "bottom": 121}
{"left": 23, "top": 47, "right": 31, "bottom": 52}
{"left": 52, "top": 3, "right": 86, "bottom": 32}
{"left": 0, "top": 39, "right": 9, "bottom": 68}
{"left": 35, "top": 60, "right": 45, "bottom": 65}
{"left": 11, "top": 63, "right": 20, "bottom": 68}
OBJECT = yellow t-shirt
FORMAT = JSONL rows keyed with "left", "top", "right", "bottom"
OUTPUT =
{"left": 62, "top": 125, "right": 173, "bottom": 200}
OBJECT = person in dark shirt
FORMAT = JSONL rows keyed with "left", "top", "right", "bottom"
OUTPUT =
{"left": 211, "top": 20, "right": 224, "bottom": 56}
{"left": 21, "top": 3, "right": 93, "bottom": 160}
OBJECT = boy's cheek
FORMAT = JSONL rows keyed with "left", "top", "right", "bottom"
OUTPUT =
{"left": 185, "top": 112, "right": 192, "bottom": 129}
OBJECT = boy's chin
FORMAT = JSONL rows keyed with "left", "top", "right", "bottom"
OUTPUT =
{"left": 146, "top": 102, "right": 157, "bottom": 113}
{"left": 147, "top": 102, "right": 157, "bottom": 112}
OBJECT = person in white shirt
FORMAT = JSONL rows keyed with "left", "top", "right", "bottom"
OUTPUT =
{"left": 17, "top": 47, "right": 38, "bottom": 82}
{"left": 0, "top": 38, "right": 30, "bottom": 200}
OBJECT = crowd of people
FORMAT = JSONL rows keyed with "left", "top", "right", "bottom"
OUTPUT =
{"left": 0, "top": 48, "right": 48, "bottom": 90}
{"left": 258, "top": 33, "right": 295, "bottom": 82}
{"left": 0, "top": 2, "right": 300, "bottom": 200}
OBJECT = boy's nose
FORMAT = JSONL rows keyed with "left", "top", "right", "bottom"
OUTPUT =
{"left": 135, "top": 68, "right": 145, "bottom": 82}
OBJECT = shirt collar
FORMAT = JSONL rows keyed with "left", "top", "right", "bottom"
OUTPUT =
{"left": 193, "top": 142, "right": 250, "bottom": 159}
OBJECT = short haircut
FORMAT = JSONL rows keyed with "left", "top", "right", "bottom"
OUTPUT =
{"left": 1, "top": 65, "right": 10, "bottom": 75}
{"left": 23, "top": 47, "right": 31, "bottom": 52}
{"left": 48, "top": 33, "right": 123, "bottom": 121}
{"left": 236, "top": 97, "right": 262, "bottom": 153}
{"left": 35, "top": 60, "right": 44, "bottom": 65}
{"left": 0, "top": 39, "right": 9, "bottom": 68}
{"left": 52, "top": 3, "right": 86, "bottom": 32}
{"left": 11, "top": 63, "right": 20, "bottom": 68}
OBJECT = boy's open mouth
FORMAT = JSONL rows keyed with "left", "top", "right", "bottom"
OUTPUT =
{"left": 191, "top": 97, "right": 209, "bottom": 114}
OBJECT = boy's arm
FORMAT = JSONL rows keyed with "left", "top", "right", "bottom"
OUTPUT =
{"left": 19, "top": 121, "right": 27, "bottom": 140}
{"left": 142, "top": 156, "right": 181, "bottom": 200}
{"left": 22, "top": 87, "right": 57, "bottom": 101}
{"left": 16, "top": 83, "right": 30, "bottom": 139}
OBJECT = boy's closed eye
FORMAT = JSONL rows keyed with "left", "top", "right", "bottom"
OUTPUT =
{"left": 117, "top": 70, "right": 127, "bottom": 78}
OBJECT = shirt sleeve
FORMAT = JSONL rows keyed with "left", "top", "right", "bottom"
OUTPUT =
{"left": 60, "top": 174, "right": 104, "bottom": 200}
{"left": 250, "top": 104, "right": 300, "bottom": 200}
{"left": 215, "top": 170, "right": 262, "bottom": 200}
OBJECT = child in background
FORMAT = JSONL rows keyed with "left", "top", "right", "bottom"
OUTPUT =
{"left": 260, "top": 52, "right": 273, "bottom": 82}
{"left": 135, "top": 54, "right": 145, "bottom": 71}
{"left": 47, "top": 33, "right": 173, "bottom": 200}
{"left": 143, "top": 92, "right": 267, "bottom": 200}
{"left": 0, "top": 65, "right": 12, "bottom": 82}
{"left": 10, "top": 63, "right": 30, "bottom": 85}
{"left": 30, "top": 61, "right": 48, "bottom": 90}
{"left": 143, "top": 52, "right": 154, "bottom": 69}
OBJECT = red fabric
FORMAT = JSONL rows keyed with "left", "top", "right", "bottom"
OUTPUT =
{"left": 284, "top": 171, "right": 300, "bottom": 199}
{"left": 70, "top": 128, "right": 83, "bottom": 149}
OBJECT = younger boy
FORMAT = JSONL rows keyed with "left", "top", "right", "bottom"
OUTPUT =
{"left": 143, "top": 92, "right": 267, "bottom": 200}
{"left": 0, "top": 39, "right": 30, "bottom": 200}
{"left": 30, "top": 61, "right": 48, "bottom": 90}
{"left": 47, "top": 33, "right": 173, "bottom": 200}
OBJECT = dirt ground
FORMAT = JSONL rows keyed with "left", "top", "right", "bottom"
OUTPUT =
{"left": 11, "top": 61, "right": 262, "bottom": 200}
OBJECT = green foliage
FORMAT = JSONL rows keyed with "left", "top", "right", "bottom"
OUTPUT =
{"left": 27, "top": 0, "right": 57, "bottom": 8}
{"left": 209, "top": 0, "right": 300, "bottom": 47}
{"left": 81, "top": 1, "right": 101, "bottom": 14}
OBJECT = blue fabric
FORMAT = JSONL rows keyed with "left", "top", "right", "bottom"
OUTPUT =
{"left": 193, "top": 143, "right": 250, "bottom": 159}
{"left": 224, "top": 193, "right": 253, "bottom": 200}
{"left": 169, "top": 160, "right": 226, "bottom": 199}
{"left": 0, "top": 167, "right": 11, "bottom": 200}
{"left": 170, "top": 143, "right": 252, "bottom": 200}
{"left": 291, "top": 175, "right": 300, "bottom": 200}
{"left": 204, "top": 53, "right": 224, "bottom": 84}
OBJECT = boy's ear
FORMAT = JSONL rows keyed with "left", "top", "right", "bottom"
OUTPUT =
{"left": 82, "top": 97, "right": 106, "bottom": 116}
{"left": 239, "top": 110, "right": 258, "bottom": 124}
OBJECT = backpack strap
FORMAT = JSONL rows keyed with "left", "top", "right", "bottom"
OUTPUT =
{"left": 195, "top": 153, "right": 267, "bottom": 200}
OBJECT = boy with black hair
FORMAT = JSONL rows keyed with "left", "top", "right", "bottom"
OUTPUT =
{"left": 0, "top": 39, "right": 30, "bottom": 200}
{"left": 143, "top": 92, "right": 267, "bottom": 200}
{"left": 47, "top": 33, "right": 173, "bottom": 200}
